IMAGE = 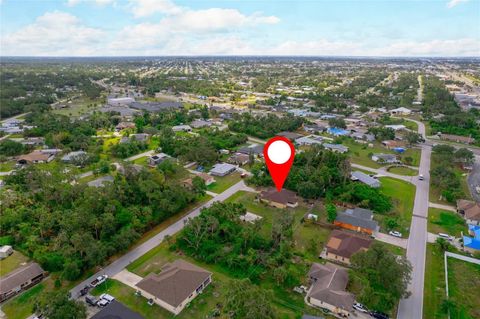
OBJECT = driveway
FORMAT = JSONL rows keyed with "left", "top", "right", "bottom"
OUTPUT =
{"left": 70, "top": 180, "right": 255, "bottom": 298}
{"left": 112, "top": 269, "right": 143, "bottom": 289}
{"left": 374, "top": 232, "right": 407, "bottom": 249}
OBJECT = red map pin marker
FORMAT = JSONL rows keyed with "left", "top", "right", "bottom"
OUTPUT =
{"left": 263, "top": 136, "right": 295, "bottom": 192}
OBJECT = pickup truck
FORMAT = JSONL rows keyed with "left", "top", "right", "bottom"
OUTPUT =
{"left": 90, "top": 275, "right": 108, "bottom": 288}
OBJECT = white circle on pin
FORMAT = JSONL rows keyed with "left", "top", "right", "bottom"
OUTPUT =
{"left": 267, "top": 140, "right": 291, "bottom": 164}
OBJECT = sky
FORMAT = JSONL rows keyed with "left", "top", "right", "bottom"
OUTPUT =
{"left": 0, "top": 0, "right": 479, "bottom": 57}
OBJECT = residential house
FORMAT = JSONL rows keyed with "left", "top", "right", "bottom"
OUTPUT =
{"left": 87, "top": 175, "right": 114, "bottom": 188}
{"left": 0, "top": 263, "right": 46, "bottom": 302}
{"left": 228, "top": 153, "right": 250, "bottom": 166}
{"left": 323, "top": 230, "right": 372, "bottom": 265}
{"left": 463, "top": 225, "right": 480, "bottom": 253}
{"left": 323, "top": 143, "right": 348, "bottom": 154}
{"left": 351, "top": 132, "right": 375, "bottom": 142}
{"left": 91, "top": 300, "right": 144, "bottom": 319}
{"left": 389, "top": 107, "right": 412, "bottom": 116}
{"left": 135, "top": 259, "right": 212, "bottom": 315}
{"left": 334, "top": 207, "right": 379, "bottom": 235}
{"left": 172, "top": 125, "right": 192, "bottom": 132}
{"left": 182, "top": 173, "right": 215, "bottom": 188}
{"left": 351, "top": 171, "right": 381, "bottom": 188}
{"left": 61, "top": 150, "right": 88, "bottom": 163}
{"left": 296, "top": 135, "right": 323, "bottom": 146}
{"left": 108, "top": 97, "right": 135, "bottom": 106}
{"left": 17, "top": 150, "right": 55, "bottom": 165}
{"left": 190, "top": 120, "right": 212, "bottom": 129}
{"left": 115, "top": 122, "right": 136, "bottom": 131}
{"left": 0, "top": 245, "right": 13, "bottom": 259}
{"left": 371, "top": 153, "right": 399, "bottom": 164}
{"left": 276, "top": 131, "right": 303, "bottom": 141}
{"left": 457, "top": 200, "right": 480, "bottom": 225}
{"left": 120, "top": 133, "right": 149, "bottom": 144}
{"left": 439, "top": 133, "right": 475, "bottom": 145}
{"left": 20, "top": 137, "right": 45, "bottom": 146}
{"left": 237, "top": 144, "right": 264, "bottom": 158}
{"left": 260, "top": 188, "right": 298, "bottom": 209}
{"left": 148, "top": 153, "right": 170, "bottom": 166}
{"left": 306, "top": 262, "right": 354, "bottom": 317}
{"left": 239, "top": 212, "right": 263, "bottom": 224}
{"left": 209, "top": 163, "right": 237, "bottom": 176}
{"left": 303, "top": 124, "right": 326, "bottom": 133}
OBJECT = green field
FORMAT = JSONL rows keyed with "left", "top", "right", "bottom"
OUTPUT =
{"left": 387, "top": 166, "right": 418, "bottom": 176}
{"left": 207, "top": 172, "right": 242, "bottom": 193}
{"left": 423, "top": 244, "right": 448, "bottom": 319}
{"left": 0, "top": 250, "right": 29, "bottom": 276}
{"left": 447, "top": 258, "right": 480, "bottom": 319}
{"left": 0, "top": 161, "right": 15, "bottom": 172}
{"left": 427, "top": 208, "right": 467, "bottom": 237}
{"left": 52, "top": 96, "right": 104, "bottom": 117}
{"left": 378, "top": 177, "right": 416, "bottom": 234}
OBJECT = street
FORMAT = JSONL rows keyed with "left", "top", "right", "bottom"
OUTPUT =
{"left": 70, "top": 180, "right": 254, "bottom": 298}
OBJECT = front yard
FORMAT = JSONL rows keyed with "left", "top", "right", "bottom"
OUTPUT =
{"left": 427, "top": 208, "right": 467, "bottom": 237}
{"left": 207, "top": 172, "right": 242, "bottom": 193}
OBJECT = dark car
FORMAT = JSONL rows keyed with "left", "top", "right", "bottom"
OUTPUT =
{"left": 85, "top": 294, "right": 98, "bottom": 306}
{"left": 370, "top": 311, "right": 389, "bottom": 319}
{"left": 80, "top": 286, "right": 90, "bottom": 296}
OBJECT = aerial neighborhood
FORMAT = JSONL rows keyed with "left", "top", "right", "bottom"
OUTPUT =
{"left": 1, "top": 55, "right": 480, "bottom": 319}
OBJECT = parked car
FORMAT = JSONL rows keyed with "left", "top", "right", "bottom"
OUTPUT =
{"left": 90, "top": 275, "right": 108, "bottom": 287}
{"left": 97, "top": 299, "right": 109, "bottom": 307}
{"left": 438, "top": 233, "right": 453, "bottom": 241}
{"left": 389, "top": 231, "right": 402, "bottom": 238}
{"left": 80, "top": 286, "right": 90, "bottom": 296}
{"left": 85, "top": 294, "right": 98, "bottom": 306}
{"left": 100, "top": 293, "right": 115, "bottom": 303}
{"left": 418, "top": 174, "right": 424, "bottom": 180}
{"left": 353, "top": 302, "right": 368, "bottom": 313}
{"left": 370, "top": 311, "right": 390, "bottom": 319}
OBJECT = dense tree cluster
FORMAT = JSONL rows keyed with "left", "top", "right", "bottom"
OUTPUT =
{"left": 350, "top": 243, "right": 412, "bottom": 314}
{"left": 0, "top": 139, "right": 28, "bottom": 156}
{"left": 228, "top": 113, "right": 304, "bottom": 139}
{"left": 1, "top": 164, "right": 198, "bottom": 280}
{"left": 110, "top": 140, "right": 148, "bottom": 158}
{"left": 175, "top": 202, "right": 306, "bottom": 285}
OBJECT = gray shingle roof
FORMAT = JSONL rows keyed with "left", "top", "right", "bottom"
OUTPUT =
{"left": 335, "top": 208, "right": 379, "bottom": 231}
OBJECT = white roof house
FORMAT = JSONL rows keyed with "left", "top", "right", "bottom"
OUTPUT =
{"left": 209, "top": 163, "right": 236, "bottom": 176}
{"left": 351, "top": 171, "right": 381, "bottom": 188}
{"left": 389, "top": 107, "right": 412, "bottom": 115}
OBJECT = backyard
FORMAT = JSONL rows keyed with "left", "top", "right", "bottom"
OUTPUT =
{"left": 447, "top": 257, "right": 480, "bottom": 319}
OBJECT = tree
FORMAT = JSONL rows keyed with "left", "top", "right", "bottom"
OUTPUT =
{"left": 326, "top": 203, "right": 337, "bottom": 223}
{"left": 405, "top": 131, "right": 423, "bottom": 146}
{"left": 34, "top": 290, "right": 86, "bottom": 319}
{"left": 436, "top": 237, "right": 452, "bottom": 252}
{"left": 0, "top": 139, "right": 25, "bottom": 156}
{"left": 192, "top": 176, "right": 206, "bottom": 196}
{"left": 454, "top": 148, "right": 474, "bottom": 164}
{"left": 224, "top": 279, "right": 276, "bottom": 319}
{"left": 350, "top": 242, "right": 412, "bottom": 313}
{"left": 328, "top": 117, "right": 347, "bottom": 129}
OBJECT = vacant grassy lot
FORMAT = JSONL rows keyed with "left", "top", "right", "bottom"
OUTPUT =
{"left": 423, "top": 244, "right": 448, "bottom": 319}
{"left": 52, "top": 96, "right": 103, "bottom": 117}
{"left": 387, "top": 166, "right": 418, "bottom": 176}
{"left": 378, "top": 177, "right": 416, "bottom": 234}
{"left": 0, "top": 161, "right": 15, "bottom": 172}
{"left": 0, "top": 250, "right": 29, "bottom": 276}
{"left": 207, "top": 172, "right": 242, "bottom": 193}
{"left": 427, "top": 208, "right": 466, "bottom": 237}
{"left": 447, "top": 258, "right": 480, "bottom": 319}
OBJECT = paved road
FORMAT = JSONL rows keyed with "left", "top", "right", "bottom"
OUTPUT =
{"left": 397, "top": 121, "right": 431, "bottom": 319}
{"left": 70, "top": 180, "right": 254, "bottom": 298}
{"left": 351, "top": 163, "right": 416, "bottom": 183}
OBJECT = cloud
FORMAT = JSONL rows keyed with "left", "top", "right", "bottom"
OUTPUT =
{"left": 67, "top": 0, "right": 115, "bottom": 7}
{"left": 447, "top": 0, "right": 469, "bottom": 8}
{"left": 372, "top": 38, "right": 480, "bottom": 56}
{"left": 129, "top": 0, "right": 183, "bottom": 17}
{"left": 0, "top": 11, "right": 105, "bottom": 56}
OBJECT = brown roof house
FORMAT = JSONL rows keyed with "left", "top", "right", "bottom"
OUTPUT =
{"left": 0, "top": 263, "right": 45, "bottom": 302}
{"left": 228, "top": 152, "right": 250, "bottom": 166}
{"left": 323, "top": 230, "right": 372, "bottom": 265}
{"left": 439, "top": 133, "right": 475, "bottom": 145}
{"left": 306, "top": 262, "right": 354, "bottom": 317}
{"left": 260, "top": 188, "right": 298, "bottom": 209}
{"left": 135, "top": 259, "right": 212, "bottom": 315}
{"left": 17, "top": 150, "right": 55, "bottom": 165}
{"left": 457, "top": 199, "right": 480, "bottom": 225}
{"left": 182, "top": 173, "right": 215, "bottom": 188}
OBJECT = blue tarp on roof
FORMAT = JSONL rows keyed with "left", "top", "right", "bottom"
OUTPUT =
{"left": 327, "top": 127, "right": 349, "bottom": 136}
{"left": 468, "top": 224, "right": 480, "bottom": 239}
{"left": 463, "top": 236, "right": 480, "bottom": 250}
{"left": 393, "top": 147, "right": 406, "bottom": 153}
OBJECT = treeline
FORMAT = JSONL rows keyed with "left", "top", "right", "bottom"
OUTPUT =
{"left": 228, "top": 113, "right": 304, "bottom": 139}
{"left": 1, "top": 164, "right": 199, "bottom": 280}
{"left": 250, "top": 146, "right": 392, "bottom": 213}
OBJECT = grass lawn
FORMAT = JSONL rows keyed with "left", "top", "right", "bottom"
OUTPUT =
{"left": 52, "top": 96, "right": 103, "bottom": 117}
{"left": 427, "top": 208, "right": 467, "bottom": 237}
{"left": 378, "top": 177, "right": 416, "bottom": 235}
{"left": 132, "top": 156, "right": 148, "bottom": 166}
{"left": 0, "top": 250, "right": 29, "bottom": 276}
{"left": 0, "top": 161, "right": 15, "bottom": 172}
{"left": 447, "top": 257, "right": 480, "bottom": 319}
{"left": 207, "top": 172, "right": 242, "bottom": 193}
{"left": 375, "top": 241, "right": 406, "bottom": 256}
{"left": 423, "top": 244, "right": 448, "bottom": 319}
{"left": 2, "top": 283, "right": 46, "bottom": 319}
{"left": 387, "top": 166, "right": 418, "bottom": 176}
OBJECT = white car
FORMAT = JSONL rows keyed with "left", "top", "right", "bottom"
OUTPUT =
{"left": 100, "top": 293, "right": 115, "bottom": 303}
{"left": 389, "top": 231, "right": 402, "bottom": 238}
{"left": 353, "top": 302, "right": 368, "bottom": 313}
{"left": 419, "top": 174, "right": 424, "bottom": 180}
{"left": 97, "top": 299, "right": 109, "bottom": 307}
